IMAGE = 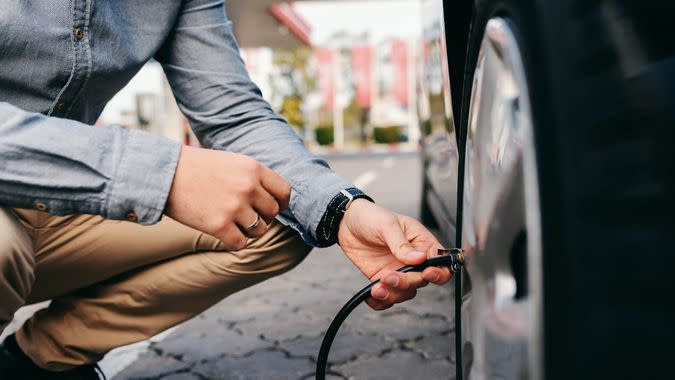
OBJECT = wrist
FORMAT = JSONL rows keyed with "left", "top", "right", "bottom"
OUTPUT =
{"left": 338, "top": 198, "right": 370, "bottom": 234}
{"left": 165, "top": 145, "right": 194, "bottom": 215}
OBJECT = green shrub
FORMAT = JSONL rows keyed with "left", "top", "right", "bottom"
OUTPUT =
{"left": 444, "top": 117, "right": 455, "bottom": 133}
{"left": 280, "top": 96, "right": 305, "bottom": 128}
{"left": 315, "top": 125, "right": 334, "bottom": 146}
{"left": 373, "top": 126, "right": 403, "bottom": 144}
{"left": 421, "top": 120, "right": 432, "bottom": 136}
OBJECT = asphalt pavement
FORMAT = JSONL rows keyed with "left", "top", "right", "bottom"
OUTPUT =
{"left": 6, "top": 152, "right": 457, "bottom": 380}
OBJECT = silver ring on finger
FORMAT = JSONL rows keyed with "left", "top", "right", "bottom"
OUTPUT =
{"left": 245, "top": 213, "right": 260, "bottom": 231}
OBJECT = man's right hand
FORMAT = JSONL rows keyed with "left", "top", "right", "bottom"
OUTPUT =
{"left": 165, "top": 146, "right": 291, "bottom": 250}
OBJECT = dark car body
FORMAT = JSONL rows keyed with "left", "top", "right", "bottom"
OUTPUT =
{"left": 418, "top": 1, "right": 675, "bottom": 379}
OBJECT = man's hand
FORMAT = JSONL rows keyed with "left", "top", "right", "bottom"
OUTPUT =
{"left": 338, "top": 199, "right": 452, "bottom": 310}
{"left": 166, "top": 146, "right": 291, "bottom": 250}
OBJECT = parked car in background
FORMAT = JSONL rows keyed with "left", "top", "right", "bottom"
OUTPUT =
{"left": 417, "top": 1, "right": 675, "bottom": 379}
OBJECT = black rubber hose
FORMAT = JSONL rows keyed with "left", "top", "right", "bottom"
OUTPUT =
{"left": 316, "top": 255, "right": 459, "bottom": 380}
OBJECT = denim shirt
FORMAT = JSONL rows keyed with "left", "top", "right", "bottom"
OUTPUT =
{"left": 0, "top": 0, "right": 352, "bottom": 246}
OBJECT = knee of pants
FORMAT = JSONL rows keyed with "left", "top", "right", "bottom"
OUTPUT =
{"left": 272, "top": 234, "right": 313, "bottom": 275}
{"left": 201, "top": 226, "right": 313, "bottom": 281}
{"left": 0, "top": 210, "right": 36, "bottom": 317}
{"left": 103, "top": 228, "right": 314, "bottom": 311}
{"left": 230, "top": 231, "right": 312, "bottom": 276}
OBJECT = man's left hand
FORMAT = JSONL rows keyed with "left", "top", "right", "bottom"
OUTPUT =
{"left": 337, "top": 199, "right": 452, "bottom": 310}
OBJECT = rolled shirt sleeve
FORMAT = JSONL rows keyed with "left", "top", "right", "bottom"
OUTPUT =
{"left": 154, "top": 0, "right": 352, "bottom": 246}
{"left": 0, "top": 101, "right": 181, "bottom": 224}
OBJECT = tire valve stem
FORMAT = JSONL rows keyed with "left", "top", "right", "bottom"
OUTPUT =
{"left": 438, "top": 248, "right": 465, "bottom": 272}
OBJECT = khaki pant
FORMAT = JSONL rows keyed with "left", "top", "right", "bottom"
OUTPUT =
{"left": 0, "top": 208, "right": 311, "bottom": 371}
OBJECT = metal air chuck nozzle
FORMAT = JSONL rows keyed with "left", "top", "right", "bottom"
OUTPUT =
{"left": 438, "top": 248, "right": 465, "bottom": 272}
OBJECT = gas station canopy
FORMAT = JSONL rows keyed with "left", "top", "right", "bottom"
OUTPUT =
{"left": 225, "top": 1, "right": 311, "bottom": 48}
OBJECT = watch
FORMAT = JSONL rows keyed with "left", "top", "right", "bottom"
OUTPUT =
{"left": 316, "top": 187, "right": 374, "bottom": 246}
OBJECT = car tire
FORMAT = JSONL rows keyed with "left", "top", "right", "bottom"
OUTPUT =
{"left": 457, "top": 1, "right": 675, "bottom": 379}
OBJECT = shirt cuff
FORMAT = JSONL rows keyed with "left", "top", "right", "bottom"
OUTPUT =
{"left": 106, "top": 129, "right": 182, "bottom": 224}
{"left": 314, "top": 187, "right": 373, "bottom": 246}
{"left": 284, "top": 167, "right": 353, "bottom": 247}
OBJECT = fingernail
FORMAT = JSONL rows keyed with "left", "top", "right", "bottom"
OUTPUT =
{"left": 430, "top": 272, "right": 440, "bottom": 282}
{"left": 383, "top": 275, "right": 399, "bottom": 287}
{"left": 407, "top": 251, "right": 426, "bottom": 261}
{"left": 373, "top": 287, "right": 388, "bottom": 300}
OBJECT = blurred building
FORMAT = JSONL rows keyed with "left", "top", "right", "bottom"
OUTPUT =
{"left": 97, "top": 0, "right": 422, "bottom": 151}
{"left": 227, "top": 1, "right": 311, "bottom": 48}
{"left": 97, "top": 61, "right": 187, "bottom": 143}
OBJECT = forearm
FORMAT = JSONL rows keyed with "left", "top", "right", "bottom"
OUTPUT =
{"left": 156, "top": 0, "right": 353, "bottom": 245}
{"left": 0, "top": 102, "right": 181, "bottom": 223}
{"left": 165, "top": 67, "right": 353, "bottom": 245}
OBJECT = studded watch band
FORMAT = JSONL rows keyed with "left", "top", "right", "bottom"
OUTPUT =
{"left": 315, "top": 187, "right": 374, "bottom": 246}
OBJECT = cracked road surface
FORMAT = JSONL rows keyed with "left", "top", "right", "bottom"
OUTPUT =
{"left": 6, "top": 153, "right": 458, "bottom": 380}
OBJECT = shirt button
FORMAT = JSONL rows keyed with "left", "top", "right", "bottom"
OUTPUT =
{"left": 56, "top": 101, "right": 65, "bottom": 111}
{"left": 34, "top": 201, "right": 48, "bottom": 212}
{"left": 74, "top": 27, "right": 84, "bottom": 41}
{"left": 126, "top": 211, "right": 138, "bottom": 222}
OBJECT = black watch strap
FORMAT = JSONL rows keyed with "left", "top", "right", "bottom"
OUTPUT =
{"left": 316, "top": 187, "right": 374, "bottom": 246}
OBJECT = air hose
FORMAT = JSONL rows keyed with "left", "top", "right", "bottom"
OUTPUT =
{"left": 316, "top": 248, "right": 465, "bottom": 380}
